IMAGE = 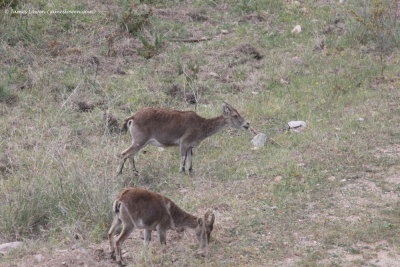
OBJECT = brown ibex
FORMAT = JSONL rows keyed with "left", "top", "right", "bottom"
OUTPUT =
{"left": 108, "top": 188, "right": 215, "bottom": 266}
{"left": 117, "top": 102, "right": 249, "bottom": 174}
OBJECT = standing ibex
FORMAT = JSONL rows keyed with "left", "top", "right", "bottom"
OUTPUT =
{"left": 117, "top": 102, "right": 249, "bottom": 174}
{"left": 108, "top": 188, "right": 215, "bottom": 266}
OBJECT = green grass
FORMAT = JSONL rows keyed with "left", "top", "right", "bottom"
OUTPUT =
{"left": 1, "top": 0, "right": 400, "bottom": 266}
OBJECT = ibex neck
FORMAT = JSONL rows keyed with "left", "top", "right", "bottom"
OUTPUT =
{"left": 202, "top": 115, "right": 227, "bottom": 138}
{"left": 179, "top": 213, "right": 199, "bottom": 229}
{"left": 168, "top": 201, "right": 199, "bottom": 229}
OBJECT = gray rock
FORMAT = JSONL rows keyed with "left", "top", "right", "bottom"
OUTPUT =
{"left": 251, "top": 133, "right": 268, "bottom": 148}
{"left": 34, "top": 254, "right": 44, "bottom": 263}
{"left": 0, "top": 241, "right": 23, "bottom": 255}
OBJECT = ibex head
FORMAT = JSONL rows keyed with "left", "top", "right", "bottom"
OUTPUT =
{"left": 223, "top": 102, "right": 250, "bottom": 130}
{"left": 195, "top": 211, "right": 215, "bottom": 256}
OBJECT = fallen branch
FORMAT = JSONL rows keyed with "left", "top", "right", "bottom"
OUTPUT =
{"left": 169, "top": 37, "right": 212, "bottom": 43}
{"left": 60, "top": 80, "right": 83, "bottom": 108}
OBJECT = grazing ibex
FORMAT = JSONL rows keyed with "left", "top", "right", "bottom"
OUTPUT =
{"left": 108, "top": 188, "right": 215, "bottom": 266}
{"left": 117, "top": 102, "right": 249, "bottom": 174}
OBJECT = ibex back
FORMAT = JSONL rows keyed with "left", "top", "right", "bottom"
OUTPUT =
{"left": 117, "top": 102, "right": 249, "bottom": 174}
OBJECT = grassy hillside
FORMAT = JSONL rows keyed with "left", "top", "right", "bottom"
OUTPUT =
{"left": 1, "top": 0, "right": 400, "bottom": 266}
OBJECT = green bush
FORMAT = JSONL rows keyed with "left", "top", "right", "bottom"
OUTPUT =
{"left": 347, "top": 0, "right": 400, "bottom": 76}
{"left": 0, "top": 0, "right": 19, "bottom": 9}
{"left": 0, "top": 86, "right": 17, "bottom": 105}
{"left": 137, "top": 32, "right": 164, "bottom": 59}
{"left": 120, "top": 3, "right": 152, "bottom": 35}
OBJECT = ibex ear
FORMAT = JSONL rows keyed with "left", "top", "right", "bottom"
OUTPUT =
{"left": 204, "top": 211, "right": 215, "bottom": 226}
{"left": 208, "top": 213, "right": 215, "bottom": 226}
{"left": 223, "top": 102, "right": 232, "bottom": 116}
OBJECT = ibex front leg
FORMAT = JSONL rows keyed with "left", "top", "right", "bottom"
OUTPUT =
{"left": 187, "top": 148, "right": 193, "bottom": 174}
{"left": 179, "top": 144, "right": 189, "bottom": 173}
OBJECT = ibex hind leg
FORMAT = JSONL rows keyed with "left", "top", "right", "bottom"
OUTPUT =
{"left": 115, "top": 224, "right": 134, "bottom": 266}
{"left": 117, "top": 142, "right": 146, "bottom": 175}
{"left": 128, "top": 154, "right": 139, "bottom": 175}
{"left": 108, "top": 216, "right": 122, "bottom": 259}
{"left": 116, "top": 157, "right": 128, "bottom": 176}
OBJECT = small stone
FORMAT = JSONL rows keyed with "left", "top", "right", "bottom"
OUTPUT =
{"left": 357, "top": 118, "right": 364, "bottom": 121}
{"left": 34, "top": 254, "right": 44, "bottom": 263}
{"left": 327, "top": 176, "right": 336, "bottom": 182}
{"left": 209, "top": 72, "right": 219, "bottom": 78}
{"left": 274, "top": 175, "right": 283, "bottom": 182}
{"left": 280, "top": 78, "right": 289, "bottom": 85}
{"left": 251, "top": 133, "right": 268, "bottom": 148}
{"left": 291, "top": 25, "right": 302, "bottom": 34}
{"left": 288, "top": 121, "right": 306, "bottom": 132}
{"left": 221, "top": 29, "right": 229, "bottom": 34}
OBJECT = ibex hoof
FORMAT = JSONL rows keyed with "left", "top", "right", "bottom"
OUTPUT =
{"left": 110, "top": 251, "right": 116, "bottom": 260}
{"left": 117, "top": 260, "right": 126, "bottom": 266}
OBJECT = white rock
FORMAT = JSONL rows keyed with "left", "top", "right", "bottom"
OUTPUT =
{"left": 327, "top": 176, "right": 336, "bottom": 182}
{"left": 0, "top": 241, "right": 23, "bottom": 255}
{"left": 251, "top": 133, "right": 268, "bottom": 148}
{"left": 291, "top": 25, "right": 302, "bottom": 34}
{"left": 209, "top": 72, "right": 219, "bottom": 78}
{"left": 34, "top": 254, "right": 44, "bottom": 263}
{"left": 288, "top": 121, "right": 306, "bottom": 132}
{"left": 280, "top": 78, "right": 289, "bottom": 85}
